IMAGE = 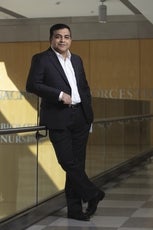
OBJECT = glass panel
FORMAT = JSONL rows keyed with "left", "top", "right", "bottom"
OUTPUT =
{"left": 86, "top": 122, "right": 106, "bottom": 177}
{"left": 0, "top": 90, "right": 38, "bottom": 221}
{"left": 0, "top": 90, "right": 38, "bottom": 128}
{"left": 37, "top": 135, "right": 65, "bottom": 202}
{"left": 86, "top": 97, "right": 153, "bottom": 179}
{"left": 105, "top": 122, "right": 125, "bottom": 169}
{"left": 0, "top": 131, "right": 37, "bottom": 220}
{"left": 124, "top": 119, "right": 140, "bottom": 159}
{"left": 1, "top": 92, "right": 153, "bottom": 223}
{"left": 140, "top": 118, "right": 153, "bottom": 152}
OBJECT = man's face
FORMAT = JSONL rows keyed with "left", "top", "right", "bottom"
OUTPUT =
{"left": 50, "top": 28, "right": 72, "bottom": 55}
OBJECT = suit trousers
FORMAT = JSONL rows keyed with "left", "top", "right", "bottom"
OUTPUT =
{"left": 49, "top": 104, "right": 99, "bottom": 213}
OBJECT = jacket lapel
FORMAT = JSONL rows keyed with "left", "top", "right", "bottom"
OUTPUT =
{"left": 47, "top": 48, "right": 70, "bottom": 85}
{"left": 71, "top": 55, "right": 80, "bottom": 85}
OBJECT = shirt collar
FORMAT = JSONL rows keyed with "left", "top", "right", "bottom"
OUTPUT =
{"left": 51, "top": 47, "right": 71, "bottom": 60}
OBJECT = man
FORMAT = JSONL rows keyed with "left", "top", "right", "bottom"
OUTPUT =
{"left": 26, "top": 23, "right": 105, "bottom": 221}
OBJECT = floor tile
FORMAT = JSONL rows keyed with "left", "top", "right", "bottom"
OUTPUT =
{"left": 119, "top": 228, "right": 153, "bottom": 230}
{"left": 149, "top": 195, "right": 153, "bottom": 201}
{"left": 44, "top": 227, "right": 117, "bottom": 230}
{"left": 107, "top": 187, "right": 153, "bottom": 195}
{"left": 48, "top": 216, "right": 129, "bottom": 228}
{"left": 105, "top": 193, "right": 149, "bottom": 201}
{"left": 95, "top": 207, "right": 136, "bottom": 216}
{"left": 101, "top": 200, "right": 144, "bottom": 208}
{"left": 132, "top": 208, "right": 153, "bottom": 217}
{"left": 142, "top": 201, "right": 153, "bottom": 208}
{"left": 122, "top": 217, "right": 153, "bottom": 228}
{"left": 25, "top": 159, "right": 153, "bottom": 230}
{"left": 26, "top": 225, "right": 46, "bottom": 230}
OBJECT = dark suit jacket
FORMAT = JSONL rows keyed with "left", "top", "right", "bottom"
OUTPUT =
{"left": 26, "top": 47, "right": 93, "bottom": 129}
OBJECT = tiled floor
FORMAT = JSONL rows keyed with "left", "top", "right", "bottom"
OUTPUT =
{"left": 26, "top": 158, "right": 153, "bottom": 230}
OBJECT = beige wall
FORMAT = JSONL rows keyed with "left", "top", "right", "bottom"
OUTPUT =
{"left": 1, "top": 39, "right": 153, "bottom": 93}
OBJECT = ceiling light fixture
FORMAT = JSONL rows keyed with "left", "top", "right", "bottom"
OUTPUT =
{"left": 99, "top": 0, "right": 107, "bottom": 23}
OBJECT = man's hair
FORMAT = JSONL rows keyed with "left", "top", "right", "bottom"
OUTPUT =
{"left": 49, "top": 23, "right": 71, "bottom": 39}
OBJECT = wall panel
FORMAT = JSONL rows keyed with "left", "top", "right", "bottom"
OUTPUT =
{"left": 90, "top": 39, "right": 140, "bottom": 100}
{"left": 71, "top": 41, "right": 90, "bottom": 82}
{"left": 140, "top": 39, "right": 153, "bottom": 99}
{"left": 0, "top": 42, "right": 40, "bottom": 91}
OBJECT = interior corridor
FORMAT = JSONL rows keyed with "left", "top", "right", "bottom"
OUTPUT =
{"left": 25, "top": 157, "right": 153, "bottom": 230}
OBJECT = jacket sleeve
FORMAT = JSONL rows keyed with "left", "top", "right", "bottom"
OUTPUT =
{"left": 26, "top": 54, "right": 61, "bottom": 102}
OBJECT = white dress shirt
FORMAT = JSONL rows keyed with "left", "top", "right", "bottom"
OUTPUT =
{"left": 52, "top": 48, "right": 81, "bottom": 105}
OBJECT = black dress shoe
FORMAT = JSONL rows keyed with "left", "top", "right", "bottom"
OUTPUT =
{"left": 86, "top": 190, "right": 105, "bottom": 216}
{"left": 68, "top": 212, "right": 90, "bottom": 221}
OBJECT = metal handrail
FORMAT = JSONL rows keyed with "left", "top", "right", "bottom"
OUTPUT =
{"left": 0, "top": 125, "right": 46, "bottom": 135}
{"left": 94, "top": 114, "right": 153, "bottom": 124}
{"left": 0, "top": 114, "right": 152, "bottom": 135}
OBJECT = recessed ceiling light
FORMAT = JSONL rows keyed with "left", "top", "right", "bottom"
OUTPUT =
{"left": 56, "top": 1, "right": 61, "bottom": 5}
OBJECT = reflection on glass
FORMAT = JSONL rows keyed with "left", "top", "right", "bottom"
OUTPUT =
{"left": 0, "top": 93, "right": 153, "bottom": 222}
{"left": 86, "top": 97, "right": 153, "bottom": 178}
{"left": 0, "top": 90, "right": 38, "bottom": 128}
{"left": 0, "top": 132, "right": 37, "bottom": 220}
{"left": 38, "top": 135, "right": 65, "bottom": 202}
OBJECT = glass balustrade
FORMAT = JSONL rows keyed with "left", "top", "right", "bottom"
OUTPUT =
{"left": 0, "top": 90, "right": 153, "bottom": 222}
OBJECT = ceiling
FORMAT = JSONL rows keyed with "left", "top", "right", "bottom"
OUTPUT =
{"left": 0, "top": 0, "right": 153, "bottom": 24}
